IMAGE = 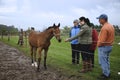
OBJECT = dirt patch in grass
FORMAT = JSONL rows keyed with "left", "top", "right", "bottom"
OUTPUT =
{"left": 0, "top": 42, "right": 82, "bottom": 80}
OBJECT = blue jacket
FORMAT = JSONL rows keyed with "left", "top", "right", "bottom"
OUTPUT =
{"left": 70, "top": 26, "right": 80, "bottom": 44}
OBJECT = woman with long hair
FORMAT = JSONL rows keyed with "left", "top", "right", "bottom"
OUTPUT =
{"left": 65, "top": 17, "right": 92, "bottom": 73}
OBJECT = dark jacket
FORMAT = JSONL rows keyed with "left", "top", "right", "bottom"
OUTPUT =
{"left": 90, "top": 29, "right": 98, "bottom": 50}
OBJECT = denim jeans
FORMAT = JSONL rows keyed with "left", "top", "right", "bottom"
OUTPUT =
{"left": 98, "top": 46, "right": 112, "bottom": 77}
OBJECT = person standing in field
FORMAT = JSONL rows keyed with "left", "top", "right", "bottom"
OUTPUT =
{"left": 97, "top": 14, "right": 115, "bottom": 79}
{"left": 65, "top": 17, "right": 92, "bottom": 73}
{"left": 89, "top": 24, "right": 98, "bottom": 68}
{"left": 69, "top": 19, "right": 80, "bottom": 64}
{"left": 17, "top": 29, "right": 24, "bottom": 46}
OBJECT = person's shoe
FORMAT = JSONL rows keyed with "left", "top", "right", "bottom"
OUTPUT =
{"left": 78, "top": 61, "right": 87, "bottom": 73}
{"left": 101, "top": 74, "right": 111, "bottom": 77}
{"left": 77, "top": 61, "right": 79, "bottom": 64}
{"left": 72, "top": 62, "right": 76, "bottom": 65}
{"left": 78, "top": 69, "right": 87, "bottom": 73}
{"left": 97, "top": 74, "right": 110, "bottom": 80}
{"left": 87, "top": 68, "right": 92, "bottom": 72}
{"left": 76, "top": 62, "right": 79, "bottom": 65}
{"left": 87, "top": 60, "right": 92, "bottom": 72}
{"left": 92, "top": 64, "right": 94, "bottom": 68}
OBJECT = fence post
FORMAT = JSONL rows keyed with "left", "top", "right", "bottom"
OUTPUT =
{"left": 8, "top": 31, "right": 10, "bottom": 41}
{"left": 1, "top": 32, "right": 3, "bottom": 39}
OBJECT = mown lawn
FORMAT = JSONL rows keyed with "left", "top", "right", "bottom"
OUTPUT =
{"left": 0, "top": 36, "right": 120, "bottom": 80}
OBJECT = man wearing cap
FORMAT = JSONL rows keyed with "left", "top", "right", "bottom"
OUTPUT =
{"left": 97, "top": 14, "right": 115, "bottom": 79}
{"left": 69, "top": 19, "right": 80, "bottom": 64}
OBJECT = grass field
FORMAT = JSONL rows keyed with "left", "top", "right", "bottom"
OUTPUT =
{"left": 0, "top": 35, "right": 120, "bottom": 80}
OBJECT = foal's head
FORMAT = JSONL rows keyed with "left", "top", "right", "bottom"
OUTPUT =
{"left": 52, "top": 23, "right": 61, "bottom": 42}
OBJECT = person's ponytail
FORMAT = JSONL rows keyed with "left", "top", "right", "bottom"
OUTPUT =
{"left": 85, "top": 18, "right": 91, "bottom": 27}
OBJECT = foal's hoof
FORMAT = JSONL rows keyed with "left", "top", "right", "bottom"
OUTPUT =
{"left": 44, "top": 67, "right": 47, "bottom": 70}
{"left": 37, "top": 68, "right": 40, "bottom": 72}
{"left": 37, "top": 70, "right": 40, "bottom": 72}
{"left": 31, "top": 63, "right": 34, "bottom": 66}
{"left": 31, "top": 62, "right": 38, "bottom": 67}
{"left": 34, "top": 62, "right": 38, "bottom": 67}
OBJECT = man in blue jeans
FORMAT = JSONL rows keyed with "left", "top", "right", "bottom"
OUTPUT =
{"left": 97, "top": 14, "right": 115, "bottom": 79}
{"left": 97, "top": 14, "right": 114, "bottom": 80}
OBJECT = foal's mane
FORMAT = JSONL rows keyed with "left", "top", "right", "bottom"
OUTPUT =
{"left": 44, "top": 26, "right": 54, "bottom": 31}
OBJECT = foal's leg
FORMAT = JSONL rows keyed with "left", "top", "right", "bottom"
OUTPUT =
{"left": 30, "top": 46, "right": 34, "bottom": 66}
{"left": 37, "top": 47, "right": 42, "bottom": 71}
{"left": 33, "top": 47, "right": 37, "bottom": 67}
{"left": 44, "top": 48, "right": 48, "bottom": 70}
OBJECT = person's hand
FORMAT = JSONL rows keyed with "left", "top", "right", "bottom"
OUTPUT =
{"left": 65, "top": 38, "right": 70, "bottom": 42}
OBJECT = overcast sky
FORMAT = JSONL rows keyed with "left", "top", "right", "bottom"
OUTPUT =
{"left": 0, "top": 0, "right": 120, "bottom": 30}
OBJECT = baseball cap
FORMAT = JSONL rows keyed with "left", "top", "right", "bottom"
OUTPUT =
{"left": 73, "top": 19, "right": 79, "bottom": 23}
{"left": 96, "top": 14, "right": 108, "bottom": 19}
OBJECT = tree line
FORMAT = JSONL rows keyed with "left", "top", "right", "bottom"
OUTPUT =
{"left": 0, "top": 24, "right": 120, "bottom": 38}
{"left": 0, "top": 24, "right": 18, "bottom": 35}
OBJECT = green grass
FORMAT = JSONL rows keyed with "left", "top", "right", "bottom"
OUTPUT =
{"left": 0, "top": 36, "right": 120, "bottom": 80}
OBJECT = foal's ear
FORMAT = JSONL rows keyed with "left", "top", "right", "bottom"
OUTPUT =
{"left": 58, "top": 23, "right": 60, "bottom": 27}
{"left": 53, "top": 23, "right": 56, "bottom": 26}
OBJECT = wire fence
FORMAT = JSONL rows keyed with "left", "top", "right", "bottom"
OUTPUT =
{"left": 47, "top": 43, "right": 120, "bottom": 75}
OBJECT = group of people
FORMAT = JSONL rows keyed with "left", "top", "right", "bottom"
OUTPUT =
{"left": 65, "top": 14, "right": 115, "bottom": 79}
